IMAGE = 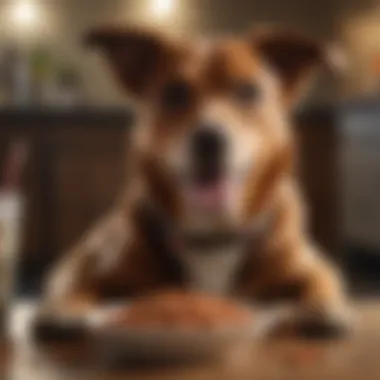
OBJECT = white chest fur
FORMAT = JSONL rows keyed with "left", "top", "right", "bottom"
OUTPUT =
{"left": 179, "top": 245, "right": 245, "bottom": 296}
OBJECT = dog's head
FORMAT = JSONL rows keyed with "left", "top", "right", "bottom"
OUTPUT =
{"left": 86, "top": 26, "right": 333, "bottom": 231}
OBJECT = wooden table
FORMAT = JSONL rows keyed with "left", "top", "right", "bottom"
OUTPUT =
{"left": 6, "top": 300, "right": 380, "bottom": 380}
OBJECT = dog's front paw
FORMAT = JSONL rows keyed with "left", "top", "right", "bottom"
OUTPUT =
{"left": 292, "top": 306, "right": 355, "bottom": 340}
{"left": 266, "top": 305, "right": 355, "bottom": 340}
{"left": 293, "top": 312, "right": 351, "bottom": 340}
{"left": 31, "top": 311, "right": 89, "bottom": 346}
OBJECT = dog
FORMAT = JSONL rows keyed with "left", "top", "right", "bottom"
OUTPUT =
{"left": 37, "top": 25, "right": 351, "bottom": 338}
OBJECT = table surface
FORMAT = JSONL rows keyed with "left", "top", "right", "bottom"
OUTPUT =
{"left": 5, "top": 299, "right": 380, "bottom": 380}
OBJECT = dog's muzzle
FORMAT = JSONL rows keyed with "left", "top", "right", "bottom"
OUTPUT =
{"left": 190, "top": 126, "right": 226, "bottom": 185}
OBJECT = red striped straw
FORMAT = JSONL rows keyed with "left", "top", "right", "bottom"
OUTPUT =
{"left": 1, "top": 140, "right": 29, "bottom": 191}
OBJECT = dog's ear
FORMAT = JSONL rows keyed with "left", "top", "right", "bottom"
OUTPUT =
{"left": 85, "top": 26, "right": 175, "bottom": 98}
{"left": 251, "top": 28, "right": 337, "bottom": 106}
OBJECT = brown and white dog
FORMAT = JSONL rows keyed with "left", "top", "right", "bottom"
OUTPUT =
{"left": 39, "top": 25, "right": 351, "bottom": 337}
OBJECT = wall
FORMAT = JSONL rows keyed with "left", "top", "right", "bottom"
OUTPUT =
{"left": 0, "top": 0, "right": 378, "bottom": 105}
{"left": 340, "top": 10, "right": 380, "bottom": 97}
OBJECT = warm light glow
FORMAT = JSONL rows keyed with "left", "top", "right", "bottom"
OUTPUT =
{"left": 150, "top": 0, "right": 175, "bottom": 17}
{"left": 10, "top": 1, "right": 38, "bottom": 29}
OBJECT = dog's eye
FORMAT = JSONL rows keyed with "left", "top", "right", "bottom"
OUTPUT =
{"left": 161, "top": 81, "right": 192, "bottom": 111}
{"left": 233, "top": 82, "right": 260, "bottom": 104}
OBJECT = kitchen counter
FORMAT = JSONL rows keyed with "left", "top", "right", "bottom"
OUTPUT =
{"left": 0, "top": 106, "right": 133, "bottom": 127}
{"left": 0, "top": 103, "right": 341, "bottom": 128}
{"left": 0, "top": 99, "right": 378, "bottom": 128}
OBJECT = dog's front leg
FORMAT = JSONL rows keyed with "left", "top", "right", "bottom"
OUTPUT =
{"left": 264, "top": 244, "right": 353, "bottom": 339}
{"left": 241, "top": 241, "right": 353, "bottom": 339}
{"left": 31, "top": 209, "right": 129, "bottom": 345}
{"left": 288, "top": 246, "right": 354, "bottom": 339}
{"left": 44, "top": 209, "right": 128, "bottom": 309}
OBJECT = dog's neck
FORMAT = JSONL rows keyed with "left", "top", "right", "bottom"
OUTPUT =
{"left": 181, "top": 216, "right": 272, "bottom": 295}
{"left": 134, "top": 197, "right": 273, "bottom": 295}
{"left": 136, "top": 198, "right": 271, "bottom": 251}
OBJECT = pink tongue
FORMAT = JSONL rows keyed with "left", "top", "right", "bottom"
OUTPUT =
{"left": 191, "top": 183, "right": 226, "bottom": 209}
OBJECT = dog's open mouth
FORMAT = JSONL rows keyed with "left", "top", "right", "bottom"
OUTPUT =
{"left": 189, "top": 181, "right": 227, "bottom": 209}
{"left": 187, "top": 165, "right": 229, "bottom": 210}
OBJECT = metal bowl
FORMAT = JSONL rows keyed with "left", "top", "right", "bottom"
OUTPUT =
{"left": 86, "top": 304, "right": 273, "bottom": 368}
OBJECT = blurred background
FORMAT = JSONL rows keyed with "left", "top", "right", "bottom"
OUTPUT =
{"left": 0, "top": 0, "right": 380, "bottom": 301}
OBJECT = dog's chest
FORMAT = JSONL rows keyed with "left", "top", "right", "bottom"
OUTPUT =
{"left": 179, "top": 245, "right": 245, "bottom": 295}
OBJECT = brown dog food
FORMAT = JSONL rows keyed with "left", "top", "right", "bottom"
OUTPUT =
{"left": 109, "top": 291, "right": 253, "bottom": 329}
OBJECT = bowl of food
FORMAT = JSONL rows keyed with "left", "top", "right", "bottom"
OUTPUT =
{"left": 88, "top": 290, "right": 269, "bottom": 367}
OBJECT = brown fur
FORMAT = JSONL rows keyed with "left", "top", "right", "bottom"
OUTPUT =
{"left": 42, "top": 25, "right": 348, "bottom": 327}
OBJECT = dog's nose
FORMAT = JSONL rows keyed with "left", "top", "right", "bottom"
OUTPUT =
{"left": 190, "top": 127, "right": 226, "bottom": 161}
